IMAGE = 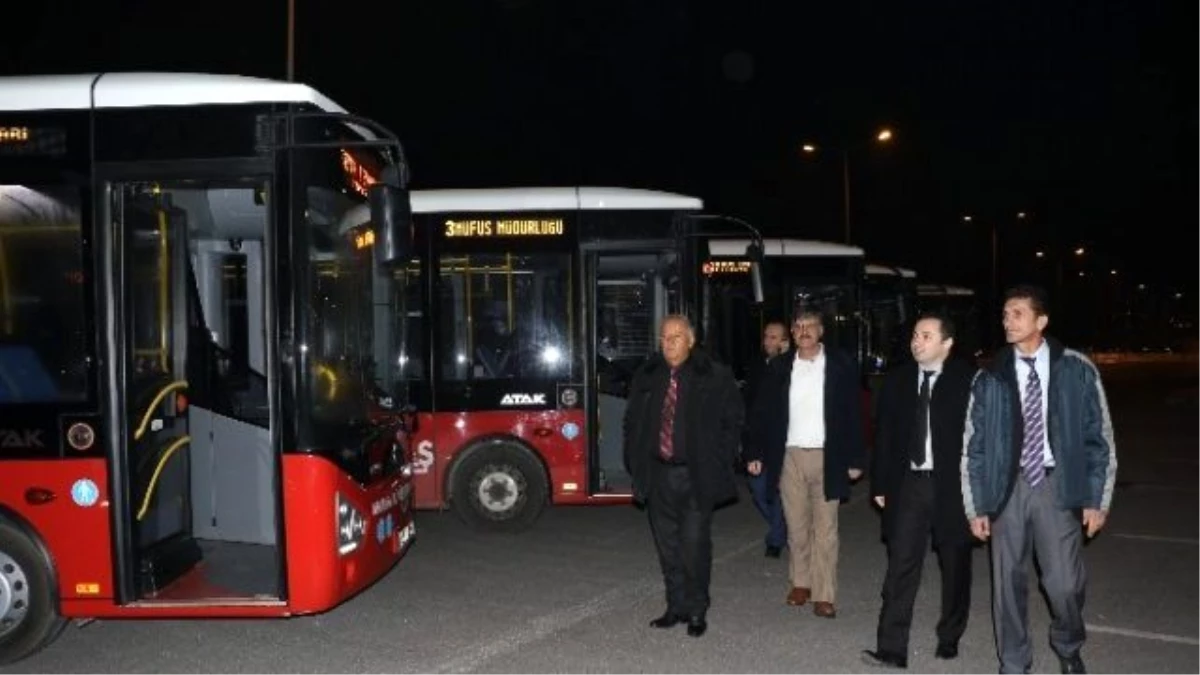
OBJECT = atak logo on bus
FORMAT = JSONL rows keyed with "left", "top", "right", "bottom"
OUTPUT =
{"left": 0, "top": 429, "right": 44, "bottom": 449}
{"left": 499, "top": 393, "right": 546, "bottom": 406}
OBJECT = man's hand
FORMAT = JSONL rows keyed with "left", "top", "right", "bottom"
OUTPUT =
{"left": 747, "top": 460, "right": 762, "bottom": 476}
{"left": 970, "top": 516, "right": 991, "bottom": 541}
{"left": 1082, "top": 508, "right": 1108, "bottom": 538}
{"left": 848, "top": 468, "right": 863, "bottom": 481}
{"left": 873, "top": 495, "right": 885, "bottom": 509}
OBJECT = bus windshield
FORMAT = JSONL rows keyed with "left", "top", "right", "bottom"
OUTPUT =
{"left": 0, "top": 184, "right": 90, "bottom": 403}
{"left": 295, "top": 142, "right": 408, "bottom": 460}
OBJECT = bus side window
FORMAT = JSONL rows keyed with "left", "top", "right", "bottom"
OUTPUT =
{"left": 439, "top": 252, "right": 573, "bottom": 381}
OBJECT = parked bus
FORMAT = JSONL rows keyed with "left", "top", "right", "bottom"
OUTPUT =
{"left": 701, "top": 238, "right": 866, "bottom": 383}
{"left": 863, "top": 263, "right": 917, "bottom": 373}
{"left": 0, "top": 73, "right": 418, "bottom": 663}
{"left": 365, "top": 187, "right": 734, "bottom": 531}
{"left": 916, "top": 283, "right": 982, "bottom": 361}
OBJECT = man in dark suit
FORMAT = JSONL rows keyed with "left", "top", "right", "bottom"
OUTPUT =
{"left": 743, "top": 319, "right": 790, "bottom": 558}
{"left": 863, "top": 312, "right": 977, "bottom": 669}
{"left": 623, "top": 314, "right": 744, "bottom": 638}
{"left": 745, "top": 310, "right": 866, "bottom": 619}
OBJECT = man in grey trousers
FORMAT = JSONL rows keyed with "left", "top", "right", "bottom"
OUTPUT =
{"left": 962, "top": 284, "right": 1117, "bottom": 674}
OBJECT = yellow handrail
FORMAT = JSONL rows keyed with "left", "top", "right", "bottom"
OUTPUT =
{"left": 136, "top": 435, "right": 191, "bottom": 521}
{"left": 133, "top": 380, "right": 188, "bottom": 441}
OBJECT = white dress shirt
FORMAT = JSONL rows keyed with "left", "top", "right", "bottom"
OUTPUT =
{"left": 1014, "top": 340, "right": 1054, "bottom": 467}
{"left": 786, "top": 346, "right": 826, "bottom": 448}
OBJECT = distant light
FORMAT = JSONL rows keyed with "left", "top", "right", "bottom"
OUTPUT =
{"left": 1074, "top": 247, "right": 1085, "bottom": 256}
{"left": 1137, "top": 284, "right": 1146, "bottom": 290}
{"left": 1175, "top": 292, "right": 1184, "bottom": 299}
{"left": 541, "top": 345, "right": 562, "bottom": 365}
{"left": 962, "top": 215, "right": 973, "bottom": 223}
{"left": 1017, "top": 212, "right": 1027, "bottom": 219}
{"left": 1078, "top": 271, "right": 1086, "bottom": 277}
{"left": 802, "top": 143, "right": 817, "bottom": 154}
{"left": 1035, "top": 250, "right": 1045, "bottom": 258}
{"left": 1110, "top": 269, "right": 1118, "bottom": 276}
{"left": 876, "top": 128, "right": 894, "bottom": 142}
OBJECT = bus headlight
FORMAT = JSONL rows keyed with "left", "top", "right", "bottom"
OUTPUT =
{"left": 336, "top": 492, "right": 366, "bottom": 555}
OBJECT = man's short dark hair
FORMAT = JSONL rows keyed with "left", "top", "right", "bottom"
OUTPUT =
{"left": 915, "top": 311, "right": 956, "bottom": 342}
{"left": 1004, "top": 284, "right": 1051, "bottom": 316}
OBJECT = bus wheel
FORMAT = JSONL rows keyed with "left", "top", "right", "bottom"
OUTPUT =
{"left": 0, "top": 519, "right": 65, "bottom": 665}
{"left": 451, "top": 443, "right": 548, "bottom": 532}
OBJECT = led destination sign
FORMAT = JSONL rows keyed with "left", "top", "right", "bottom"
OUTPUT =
{"left": 444, "top": 218, "right": 565, "bottom": 238}
{"left": 702, "top": 259, "right": 752, "bottom": 275}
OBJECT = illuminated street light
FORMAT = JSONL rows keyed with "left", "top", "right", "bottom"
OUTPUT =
{"left": 800, "top": 127, "right": 895, "bottom": 244}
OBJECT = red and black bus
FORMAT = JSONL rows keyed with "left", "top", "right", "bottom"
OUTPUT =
{"left": 373, "top": 187, "right": 740, "bottom": 531}
{"left": 0, "top": 73, "right": 418, "bottom": 663}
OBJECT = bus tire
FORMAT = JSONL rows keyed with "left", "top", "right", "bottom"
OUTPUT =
{"left": 450, "top": 441, "right": 548, "bottom": 532}
{"left": 0, "top": 518, "right": 66, "bottom": 665}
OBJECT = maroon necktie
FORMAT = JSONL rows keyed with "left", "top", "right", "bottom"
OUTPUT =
{"left": 659, "top": 369, "right": 678, "bottom": 460}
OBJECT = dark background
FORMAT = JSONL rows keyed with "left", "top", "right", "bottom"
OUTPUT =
{"left": 4, "top": 0, "right": 1195, "bottom": 346}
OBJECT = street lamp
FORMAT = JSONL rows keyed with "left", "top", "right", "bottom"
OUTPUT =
{"left": 801, "top": 127, "right": 894, "bottom": 244}
{"left": 964, "top": 211, "right": 1029, "bottom": 341}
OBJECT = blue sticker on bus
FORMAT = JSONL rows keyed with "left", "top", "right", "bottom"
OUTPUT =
{"left": 71, "top": 479, "right": 99, "bottom": 507}
{"left": 561, "top": 422, "right": 580, "bottom": 441}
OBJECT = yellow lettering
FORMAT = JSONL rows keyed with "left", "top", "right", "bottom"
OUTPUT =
{"left": 443, "top": 218, "right": 564, "bottom": 238}
{"left": 74, "top": 582, "right": 101, "bottom": 595}
{"left": 0, "top": 126, "right": 30, "bottom": 143}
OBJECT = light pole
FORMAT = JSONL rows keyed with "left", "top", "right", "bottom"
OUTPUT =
{"left": 802, "top": 127, "right": 893, "bottom": 245}
{"left": 286, "top": 0, "right": 295, "bottom": 81}
{"left": 964, "top": 211, "right": 1028, "bottom": 344}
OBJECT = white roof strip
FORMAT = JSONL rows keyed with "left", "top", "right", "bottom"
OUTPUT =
{"left": 411, "top": 187, "right": 702, "bottom": 213}
{"left": 0, "top": 72, "right": 347, "bottom": 113}
{"left": 708, "top": 238, "right": 864, "bottom": 258}
{"left": 917, "top": 284, "right": 975, "bottom": 297}
{"left": 866, "top": 263, "right": 917, "bottom": 278}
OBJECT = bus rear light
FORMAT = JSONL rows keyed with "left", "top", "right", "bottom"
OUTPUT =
{"left": 336, "top": 493, "right": 366, "bottom": 556}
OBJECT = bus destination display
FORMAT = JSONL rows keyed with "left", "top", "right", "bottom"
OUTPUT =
{"left": 0, "top": 126, "right": 67, "bottom": 157}
{"left": 444, "top": 218, "right": 564, "bottom": 238}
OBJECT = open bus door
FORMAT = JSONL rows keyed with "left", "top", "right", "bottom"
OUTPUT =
{"left": 109, "top": 178, "right": 283, "bottom": 603}
{"left": 585, "top": 247, "right": 683, "bottom": 496}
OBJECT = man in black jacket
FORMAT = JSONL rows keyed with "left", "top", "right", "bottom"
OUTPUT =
{"left": 863, "top": 312, "right": 977, "bottom": 669}
{"left": 744, "top": 319, "right": 790, "bottom": 558}
{"left": 623, "top": 314, "right": 744, "bottom": 638}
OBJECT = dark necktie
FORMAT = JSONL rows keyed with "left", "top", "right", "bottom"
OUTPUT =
{"left": 659, "top": 368, "right": 679, "bottom": 461}
{"left": 911, "top": 370, "right": 934, "bottom": 465}
{"left": 1019, "top": 357, "right": 1046, "bottom": 486}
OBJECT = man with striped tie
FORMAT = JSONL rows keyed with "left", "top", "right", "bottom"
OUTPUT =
{"left": 962, "top": 284, "right": 1117, "bottom": 674}
{"left": 623, "top": 314, "right": 744, "bottom": 638}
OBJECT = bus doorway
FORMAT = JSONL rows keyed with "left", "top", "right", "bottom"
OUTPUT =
{"left": 112, "top": 179, "right": 280, "bottom": 604}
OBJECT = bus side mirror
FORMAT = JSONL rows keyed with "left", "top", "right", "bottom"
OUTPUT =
{"left": 369, "top": 168, "right": 412, "bottom": 266}
{"left": 746, "top": 241, "right": 765, "bottom": 305}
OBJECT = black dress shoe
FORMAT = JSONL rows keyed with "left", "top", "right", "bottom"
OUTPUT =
{"left": 649, "top": 612, "right": 683, "bottom": 628}
{"left": 686, "top": 615, "right": 707, "bottom": 637}
{"left": 764, "top": 545, "right": 782, "bottom": 558}
{"left": 861, "top": 649, "right": 908, "bottom": 669}
{"left": 935, "top": 642, "right": 958, "bottom": 659}
{"left": 1059, "top": 654, "right": 1086, "bottom": 674}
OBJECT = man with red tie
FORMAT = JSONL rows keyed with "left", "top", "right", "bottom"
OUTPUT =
{"left": 623, "top": 314, "right": 744, "bottom": 638}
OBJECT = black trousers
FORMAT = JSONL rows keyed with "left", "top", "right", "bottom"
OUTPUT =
{"left": 876, "top": 471, "right": 973, "bottom": 656}
{"left": 648, "top": 463, "right": 713, "bottom": 618}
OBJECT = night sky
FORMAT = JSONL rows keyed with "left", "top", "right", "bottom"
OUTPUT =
{"left": 5, "top": 0, "right": 1196, "bottom": 301}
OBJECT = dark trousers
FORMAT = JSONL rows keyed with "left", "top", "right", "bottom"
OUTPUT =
{"left": 648, "top": 463, "right": 713, "bottom": 618}
{"left": 748, "top": 472, "right": 787, "bottom": 548}
{"left": 876, "top": 471, "right": 973, "bottom": 656}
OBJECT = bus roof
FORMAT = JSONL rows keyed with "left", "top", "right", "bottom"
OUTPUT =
{"left": 0, "top": 72, "right": 347, "bottom": 113}
{"left": 707, "top": 238, "right": 865, "bottom": 258}
{"left": 866, "top": 263, "right": 917, "bottom": 278}
{"left": 410, "top": 187, "right": 703, "bottom": 213}
{"left": 917, "top": 284, "right": 975, "bottom": 297}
